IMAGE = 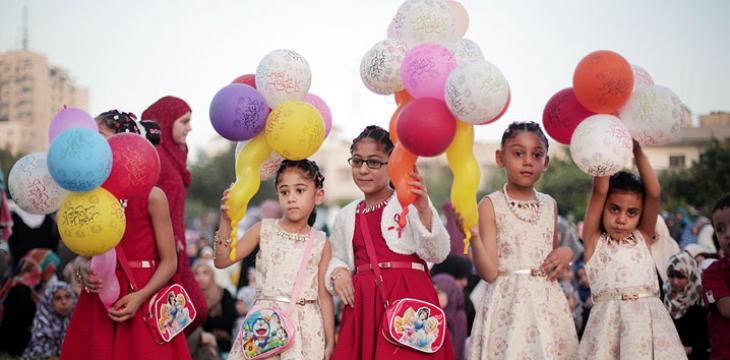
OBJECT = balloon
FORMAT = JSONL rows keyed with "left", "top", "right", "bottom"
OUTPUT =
{"left": 397, "top": 0, "right": 455, "bottom": 47}
{"left": 394, "top": 89, "right": 414, "bottom": 107}
{"left": 389, "top": 105, "right": 406, "bottom": 144}
{"left": 8, "top": 152, "right": 69, "bottom": 214}
{"left": 90, "top": 248, "right": 120, "bottom": 309}
{"left": 57, "top": 187, "right": 126, "bottom": 257}
{"left": 226, "top": 132, "right": 272, "bottom": 261}
{"left": 232, "top": 73, "right": 257, "bottom": 88}
{"left": 210, "top": 84, "right": 270, "bottom": 141}
{"left": 570, "top": 114, "right": 633, "bottom": 177}
{"left": 446, "top": 120, "right": 480, "bottom": 254}
{"left": 387, "top": 143, "right": 418, "bottom": 229}
{"left": 255, "top": 49, "right": 311, "bottom": 108}
{"left": 573, "top": 50, "right": 634, "bottom": 113}
{"left": 397, "top": 98, "right": 456, "bottom": 157}
{"left": 386, "top": 11, "right": 405, "bottom": 42}
{"left": 360, "top": 39, "right": 407, "bottom": 95}
{"left": 303, "top": 93, "right": 332, "bottom": 137}
{"left": 101, "top": 133, "right": 161, "bottom": 199}
{"left": 542, "top": 88, "right": 595, "bottom": 145}
{"left": 235, "top": 141, "right": 284, "bottom": 181}
{"left": 264, "top": 101, "right": 325, "bottom": 161}
{"left": 631, "top": 64, "right": 654, "bottom": 91}
{"left": 401, "top": 43, "right": 457, "bottom": 100}
{"left": 47, "top": 128, "right": 112, "bottom": 192}
{"left": 445, "top": 60, "right": 510, "bottom": 124}
{"left": 98, "top": 273, "right": 120, "bottom": 310}
{"left": 618, "top": 85, "right": 682, "bottom": 146}
{"left": 451, "top": 38, "right": 484, "bottom": 66}
{"left": 48, "top": 106, "right": 97, "bottom": 142}
{"left": 479, "top": 91, "right": 510, "bottom": 125}
{"left": 446, "top": 0, "right": 469, "bottom": 38}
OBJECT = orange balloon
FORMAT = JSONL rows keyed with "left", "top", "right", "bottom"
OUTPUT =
{"left": 573, "top": 50, "right": 634, "bottom": 114}
{"left": 388, "top": 143, "right": 418, "bottom": 229}
{"left": 394, "top": 89, "right": 414, "bottom": 107}
{"left": 389, "top": 105, "right": 406, "bottom": 144}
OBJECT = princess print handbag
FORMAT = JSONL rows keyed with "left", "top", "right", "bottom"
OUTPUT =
{"left": 357, "top": 202, "right": 446, "bottom": 353}
{"left": 239, "top": 229, "right": 317, "bottom": 359}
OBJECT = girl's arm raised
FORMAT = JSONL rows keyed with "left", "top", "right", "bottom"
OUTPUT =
{"left": 634, "top": 141, "right": 660, "bottom": 246}
{"left": 582, "top": 176, "right": 609, "bottom": 263}
{"left": 318, "top": 240, "right": 335, "bottom": 360}
{"left": 471, "top": 197, "right": 499, "bottom": 283}
{"left": 109, "top": 187, "right": 177, "bottom": 322}
{"left": 214, "top": 188, "right": 261, "bottom": 269}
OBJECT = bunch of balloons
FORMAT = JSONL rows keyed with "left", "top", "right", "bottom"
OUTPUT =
{"left": 542, "top": 50, "right": 684, "bottom": 177}
{"left": 209, "top": 49, "right": 331, "bottom": 260}
{"left": 360, "top": 0, "right": 509, "bottom": 253}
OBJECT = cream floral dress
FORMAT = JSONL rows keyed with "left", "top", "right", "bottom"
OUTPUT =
{"left": 468, "top": 189, "right": 579, "bottom": 360}
{"left": 579, "top": 231, "right": 686, "bottom": 360}
{"left": 229, "top": 219, "right": 326, "bottom": 360}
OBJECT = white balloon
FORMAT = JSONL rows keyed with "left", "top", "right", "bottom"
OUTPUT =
{"left": 451, "top": 38, "right": 484, "bottom": 66}
{"left": 570, "top": 115, "right": 634, "bottom": 177}
{"left": 360, "top": 39, "right": 407, "bottom": 95}
{"left": 445, "top": 60, "right": 509, "bottom": 124}
{"left": 618, "top": 85, "right": 682, "bottom": 146}
{"left": 386, "top": 11, "right": 406, "bottom": 42}
{"left": 397, "top": 0, "right": 455, "bottom": 47}
{"left": 631, "top": 64, "right": 654, "bottom": 91}
{"left": 255, "top": 49, "right": 311, "bottom": 108}
{"left": 235, "top": 142, "right": 284, "bottom": 181}
{"left": 8, "top": 152, "right": 69, "bottom": 214}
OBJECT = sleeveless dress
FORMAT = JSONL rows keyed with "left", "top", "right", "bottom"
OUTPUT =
{"left": 579, "top": 231, "right": 686, "bottom": 360}
{"left": 467, "top": 189, "right": 579, "bottom": 360}
{"left": 60, "top": 191, "right": 191, "bottom": 359}
{"left": 333, "top": 205, "right": 455, "bottom": 360}
{"left": 228, "top": 219, "right": 327, "bottom": 360}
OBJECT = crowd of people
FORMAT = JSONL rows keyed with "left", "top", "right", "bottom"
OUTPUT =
{"left": 0, "top": 95, "right": 727, "bottom": 360}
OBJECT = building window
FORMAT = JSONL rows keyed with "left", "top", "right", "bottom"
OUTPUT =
{"left": 669, "top": 155, "right": 686, "bottom": 170}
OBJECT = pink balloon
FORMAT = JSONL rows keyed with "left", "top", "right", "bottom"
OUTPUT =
{"left": 401, "top": 43, "right": 457, "bottom": 100}
{"left": 303, "top": 93, "right": 332, "bottom": 137}
{"left": 48, "top": 106, "right": 98, "bottom": 141}
{"left": 90, "top": 248, "right": 117, "bottom": 279}
{"left": 98, "top": 275, "right": 120, "bottom": 310}
{"left": 447, "top": 1, "right": 469, "bottom": 38}
{"left": 543, "top": 88, "right": 595, "bottom": 145}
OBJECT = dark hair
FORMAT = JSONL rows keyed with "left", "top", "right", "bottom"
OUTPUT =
{"left": 608, "top": 171, "right": 645, "bottom": 197}
{"left": 712, "top": 193, "right": 730, "bottom": 217}
{"left": 140, "top": 120, "right": 162, "bottom": 145}
{"left": 430, "top": 254, "right": 470, "bottom": 280}
{"left": 96, "top": 110, "right": 160, "bottom": 145}
{"left": 274, "top": 159, "right": 325, "bottom": 226}
{"left": 500, "top": 121, "right": 549, "bottom": 151}
{"left": 350, "top": 125, "right": 394, "bottom": 155}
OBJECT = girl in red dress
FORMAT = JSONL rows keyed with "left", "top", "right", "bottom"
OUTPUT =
{"left": 60, "top": 111, "right": 190, "bottom": 359}
{"left": 326, "top": 126, "right": 455, "bottom": 359}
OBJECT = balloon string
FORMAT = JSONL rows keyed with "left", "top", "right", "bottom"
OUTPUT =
{"left": 463, "top": 228, "right": 471, "bottom": 255}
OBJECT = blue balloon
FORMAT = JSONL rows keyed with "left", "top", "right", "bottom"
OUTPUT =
{"left": 47, "top": 128, "right": 112, "bottom": 192}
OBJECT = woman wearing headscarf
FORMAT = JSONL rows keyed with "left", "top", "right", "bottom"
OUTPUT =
{"left": 0, "top": 249, "right": 60, "bottom": 356}
{"left": 21, "top": 281, "right": 76, "bottom": 360}
{"left": 141, "top": 96, "right": 207, "bottom": 331}
{"left": 664, "top": 251, "right": 709, "bottom": 359}
{"left": 433, "top": 273, "right": 467, "bottom": 360}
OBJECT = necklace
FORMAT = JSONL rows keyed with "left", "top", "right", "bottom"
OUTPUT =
{"left": 501, "top": 184, "right": 541, "bottom": 224}
{"left": 360, "top": 191, "right": 392, "bottom": 214}
{"left": 275, "top": 222, "right": 309, "bottom": 242}
{"left": 604, "top": 231, "right": 638, "bottom": 246}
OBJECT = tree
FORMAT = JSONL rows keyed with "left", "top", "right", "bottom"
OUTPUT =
{"left": 537, "top": 148, "right": 592, "bottom": 220}
{"left": 0, "top": 147, "right": 24, "bottom": 194}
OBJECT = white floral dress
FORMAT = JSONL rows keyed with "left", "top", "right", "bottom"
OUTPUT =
{"left": 579, "top": 231, "right": 686, "bottom": 360}
{"left": 228, "top": 219, "right": 326, "bottom": 360}
{"left": 468, "top": 190, "right": 579, "bottom": 360}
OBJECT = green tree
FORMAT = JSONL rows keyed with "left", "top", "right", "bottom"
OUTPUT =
{"left": 0, "top": 147, "right": 24, "bottom": 194}
{"left": 537, "top": 148, "right": 593, "bottom": 220}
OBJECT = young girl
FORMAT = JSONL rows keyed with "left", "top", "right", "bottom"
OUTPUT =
{"left": 579, "top": 140, "right": 685, "bottom": 359}
{"left": 326, "top": 125, "right": 455, "bottom": 359}
{"left": 664, "top": 252, "right": 708, "bottom": 359}
{"left": 61, "top": 110, "right": 190, "bottom": 359}
{"left": 217, "top": 159, "right": 335, "bottom": 360}
{"left": 467, "top": 121, "right": 579, "bottom": 359}
{"left": 21, "top": 281, "right": 76, "bottom": 360}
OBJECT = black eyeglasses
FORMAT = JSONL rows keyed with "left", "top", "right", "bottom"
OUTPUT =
{"left": 348, "top": 158, "right": 388, "bottom": 169}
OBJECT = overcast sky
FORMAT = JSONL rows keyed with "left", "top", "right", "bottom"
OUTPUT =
{"left": 1, "top": 0, "right": 728, "bottom": 160}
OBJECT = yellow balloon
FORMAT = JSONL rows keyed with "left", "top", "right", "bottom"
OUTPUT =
{"left": 265, "top": 100, "right": 325, "bottom": 161}
{"left": 446, "top": 120, "right": 480, "bottom": 254}
{"left": 57, "top": 187, "right": 126, "bottom": 257}
{"left": 227, "top": 132, "right": 272, "bottom": 261}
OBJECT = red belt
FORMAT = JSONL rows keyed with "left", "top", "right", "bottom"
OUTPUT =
{"left": 127, "top": 260, "right": 157, "bottom": 269}
{"left": 356, "top": 261, "right": 425, "bottom": 274}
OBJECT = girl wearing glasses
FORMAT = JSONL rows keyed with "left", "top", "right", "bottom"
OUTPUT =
{"left": 326, "top": 126, "right": 455, "bottom": 359}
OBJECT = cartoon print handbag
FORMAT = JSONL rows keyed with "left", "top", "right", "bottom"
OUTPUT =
{"left": 116, "top": 247, "right": 196, "bottom": 344}
{"left": 358, "top": 202, "right": 447, "bottom": 353}
{"left": 239, "top": 229, "right": 316, "bottom": 359}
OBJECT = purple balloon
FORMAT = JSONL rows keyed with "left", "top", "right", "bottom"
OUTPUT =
{"left": 210, "top": 84, "right": 270, "bottom": 141}
{"left": 303, "top": 93, "right": 332, "bottom": 137}
{"left": 48, "top": 107, "right": 98, "bottom": 141}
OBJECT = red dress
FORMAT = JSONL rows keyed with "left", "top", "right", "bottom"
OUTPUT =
{"left": 333, "top": 206, "right": 455, "bottom": 360}
{"left": 60, "top": 191, "right": 191, "bottom": 360}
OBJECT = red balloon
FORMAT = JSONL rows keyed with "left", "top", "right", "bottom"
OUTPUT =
{"left": 542, "top": 88, "right": 595, "bottom": 145}
{"left": 232, "top": 74, "right": 256, "bottom": 88}
{"left": 479, "top": 91, "right": 511, "bottom": 125}
{"left": 573, "top": 50, "right": 633, "bottom": 113}
{"left": 397, "top": 98, "right": 456, "bottom": 157}
{"left": 102, "top": 133, "right": 161, "bottom": 199}
{"left": 387, "top": 143, "right": 419, "bottom": 229}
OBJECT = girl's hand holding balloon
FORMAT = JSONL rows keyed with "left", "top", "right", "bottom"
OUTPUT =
{"left": 78, "top": 259, "right": 103, "bottom": 293}
{"left": 407, "top": 168, "right": 433, "bottom": 230}
{"left": 108, "top": 291, "right": 146, "bottom": 322}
